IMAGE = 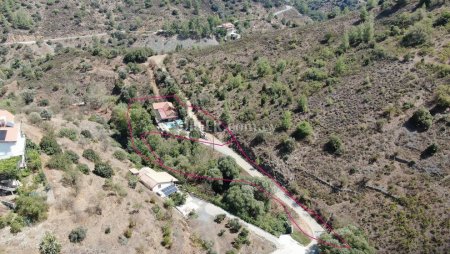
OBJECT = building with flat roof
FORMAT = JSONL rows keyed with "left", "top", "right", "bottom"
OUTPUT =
{"left": 129, "top": 167, "right": 179, "bottom": 197}
{"left": 0, "top": 110, "right": 26, "bottom": 166}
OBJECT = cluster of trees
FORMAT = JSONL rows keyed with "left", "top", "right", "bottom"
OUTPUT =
{"left": 0, "top": 0, "right": 36, "bottom": 31}
{"left": 161, "top": 15, "right": 225, "bottom": 39}
{"left": 319, "top": 225, "right": 375, "bottom": 254}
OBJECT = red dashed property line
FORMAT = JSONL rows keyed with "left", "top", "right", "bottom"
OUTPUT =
{"left": 127, "top": 95, "right": 351, "bottom": 249}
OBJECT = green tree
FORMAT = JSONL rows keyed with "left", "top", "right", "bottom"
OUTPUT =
{"left": 280, "top": 111, "right": 292, "bottom": 131}
{"left": 40, "top": 109, "right": 52, "bottom": 120}
{"left": 280, "top": 137, "right": 296, "bottom": 154}
{"left": 218, "top": 156, "right": 240, "bottom": 180}
{"left": 123, "top": 48, "right": 153, "bottom": 63}
{"left": 82, "top": 149, "right": 100, "bottom": 162}
{"left": 68, "top": 227, "right": 87, "bottom": 243}
{"left": 360, "top": 6, "right": 368, "bottom": 22}
{"left": 220, "top": 111, "right": 232, "bottom": 126}
{"left": 319, "top": 225, "right": 375, "bottom": 254}
{"left": 15, "top": 195, "right": 48, "bottom": 223}
{"left": 325, "top": 134, "right": 343, "bottom": 155}
{"left": 367, "top": 0, "right": 377, "bottom": 9}
{"left": 256, "top": 58, "right": 272, "bottom": 77}
{"left": 293, "top": 121, "right": 313, "bottom": 140}
{"left": 334, "top": 57, "right": 347, "bottom": 76}
{"left": 39, "top": 232, "right": 61, "bottom": 254}
{"left": 410, "top": 108, "right": 433, "bottom": 130}
{"left": 223, "top": 185, "right": 265, "bottom": 219}
{"left": 297, "top": 95, "right": 309, "bottom": 113}
{"left": 39, "top": 135, "right": 61, "bottom": 155}
{"left": 11, "top": 9, "right": 34, "bottom": 30}
{"left": 435, "top": 84, "right": 450, "bottom": 108}
{"left": 363, "top": 14, "right": 375, "bottom": 44}
{"left": 208, "top": 167, "right": 223, "bottom": 193}
{"left": 401, "top": 23, "right": 431, "bottom": 47}
{"left": 341, "top": 32, "right": 350, "bottom": 52}
{"left": 93, "top": 162, "right": 114, "bottom": 178}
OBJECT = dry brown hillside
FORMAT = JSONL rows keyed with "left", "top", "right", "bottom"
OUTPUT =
{"left": 166, "top": 2, "right": 450, "bottom": 253}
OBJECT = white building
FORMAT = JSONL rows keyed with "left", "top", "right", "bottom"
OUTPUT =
{"left": 129, "top": 167, "right": 179, "bottom": 197}
{"left": 0, "top": 110, "right": 26, "bottom": 166}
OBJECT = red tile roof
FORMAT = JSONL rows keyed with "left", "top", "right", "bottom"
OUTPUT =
{"left": 152, "top": 102, "right": 178, "bottom": 121}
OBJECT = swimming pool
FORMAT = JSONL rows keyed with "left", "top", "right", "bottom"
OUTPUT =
{"left": 165, "top": 120, "right": 184, "bottom": 129}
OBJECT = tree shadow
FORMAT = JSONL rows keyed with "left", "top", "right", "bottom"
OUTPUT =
{"left": 403, "top": 118, "right": 428, "bottom": 133}
{"left": 429, "top": 104, "right": 448, "bottom": 115}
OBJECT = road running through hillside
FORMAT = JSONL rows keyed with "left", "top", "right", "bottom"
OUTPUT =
{"left": 179, "top": 97, "right": 326, "bottom": 245}
{"left": 1, "top": 33, "right": 109, "bottom": 46}
{"left": 273, "top": 5, "right": 294, "bottom": 16}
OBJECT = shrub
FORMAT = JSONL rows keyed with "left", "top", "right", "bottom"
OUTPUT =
{"left": 319, "top": 225, "right": 375, "bottom": 254}
{"left": 170, "top": 192, "right": 187, "bottom": 206}
{"left": 161, "top": 225, "right": 172, "bottom": 248}
{"left": 293, "top": 121, "right": 313, "bottom": 140}
{"left": 113, "top": 150, "right": 127, "bottom": 161}
{"left": 58, "top": 128, "right": 78, "bottom": 141}
{"left": 280, "top": 137, "right": 296, "bottom": 154}
{"left": 21, "top": 90, "right": 34, "bottom": 104}
{"left": 38, "top": 99, "right": 50, "bottom": 107}
{"left": 297, "top": 95, "right": 309, "bottom": 113}
{"left": 401, "top": 23, "right": 431, "bottom": 47}
{"left": 28, "top": 112, "right": 42, "bottom": 125}
{"left": 12, "top": 9, "right": 34, "bottom": 30}
{"left": 163, "top": 198, "right": 174, "bottom": 209}
{"left": 40, "top": 109, "right": 52, "bottom": 120}
{"left": 26, "top": 149, "right": 42, "bottom": 172}
{"left": 214, "top": 214, "right": 226, "bottom": 223}
{"left": 40, "top": 135, "right": 61, "bottom": 155}
{"left": 123, "top": 228, "right": 133, "bottom": 238}
{"left": 61, "top": 169, "right": 80, "bottom": 187}
{"left": 304, "top": 68, "right": 328, "bottom": 81}
{"left": 76, "top": 164, "right": 90, "bottom": 175}
{"left": 9, "top": 215, "right": 25, "bottom": 234}
{"left": 47, "top": 153, "right": 73, "bottom": 171}
{"left": 80, "top": 130, "right": 93, "bottom": 139}
{"left": 435, "top": 85, "right": 450, "bottom": 108}
{"left": 39, "top": 232, "right": 61, "bottom": 254}
{"left": 0, "top": 157, "right": 21, "bottom": 180}
{"left": 93, "top": 162, "right": 114, "bottom": 178}
{"left": 325, "top": 135, "right": 343, "bottom": 155}
{"left": 280, "top": 111, "right": 292, "bottom": 131}
{"left": 225, "top": 218, "right": 242, "bottom": 233}
{"left": 82, "top": 149, "right": 100, "bottom": 162}
{"left": 64, "top": 150, "right": 79, "bottom": 164}
{"left": 410, "top": 108, "right": 433, "bottom": 130}
{"left": 127, "top": 173, "right": 139, "bottom": 188}
{"left": 68, "top": 227, "right": 87, "bottom": 243}
{"left": 15, "top": 195, "right": 48, "bottom": 223}
{"left": 256, "top": 58, "right": 272, "bottom": 77}
{"left": 433, "top": 11, "right": 450, "bottom": 27}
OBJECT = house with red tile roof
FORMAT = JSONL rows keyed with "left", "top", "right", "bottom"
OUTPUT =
{"left": 152, "top": 101, "right": 179, "bottom": 122}
{"left": 0, "top": 110, "right": 26, "bottom": 166}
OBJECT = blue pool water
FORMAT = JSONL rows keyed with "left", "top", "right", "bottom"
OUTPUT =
{"left": 166, "top": 120, "right": 184, "bottom": 129}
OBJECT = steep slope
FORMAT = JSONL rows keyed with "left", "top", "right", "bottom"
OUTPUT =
{"left": 166, "top": 2, "right": 450, "bottom": 253}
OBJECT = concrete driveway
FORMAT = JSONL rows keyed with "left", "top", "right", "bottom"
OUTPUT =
{"left": 178, "top": 195, "right": 314, "bottom": 254}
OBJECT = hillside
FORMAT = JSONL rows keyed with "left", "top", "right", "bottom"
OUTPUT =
{"left": 0, "top": 0, "right": 449, "bottom": 253}
{"left": 0, "top": 0, "right": 311, "bottom": 43}
{"left": 165, "top": 1, "right": 450, "bottom": 253}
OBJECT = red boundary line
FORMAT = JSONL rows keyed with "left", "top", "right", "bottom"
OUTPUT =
{"left": 126, "top": 95, "right": 351, "bottom": 249}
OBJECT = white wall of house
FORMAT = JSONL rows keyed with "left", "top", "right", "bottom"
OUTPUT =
{"left": 0, "top": 130, "right": 26, "bottom": 163}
